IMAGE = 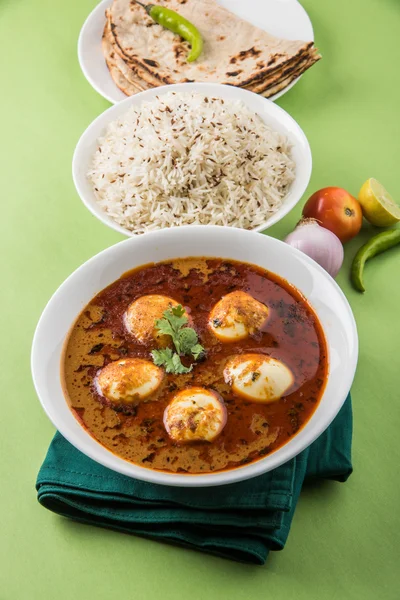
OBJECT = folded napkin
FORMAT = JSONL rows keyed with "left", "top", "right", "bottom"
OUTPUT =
{"left": 36, "top": 395, "right": 353, "bottom": 565}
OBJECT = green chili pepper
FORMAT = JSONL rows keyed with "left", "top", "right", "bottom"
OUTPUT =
{"left": 134, "top": 1, "right": 203, "bottom": 63}
{"left": 351, "top": 228, "right": 400, "bottom": 292}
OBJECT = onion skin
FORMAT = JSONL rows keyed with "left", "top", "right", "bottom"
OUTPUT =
{"left": 284, "top": 219, "right": 344, "bottom": 278}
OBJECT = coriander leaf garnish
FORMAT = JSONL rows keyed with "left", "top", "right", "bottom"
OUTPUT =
{"left": 190, "top": 344, "right": 205, "bottom": 360}
{"left": 171, "top": 353, "right": 193, "bottom": 374}
{"left": 154, "top": 318, "right": 175, "bottom": 339}
{"left": 176, "top": 327, "right": 198, "bottom": 355}
{"left": 155, "top": 304, "right": 188, "bottom": 338}
{"left": 151, "top": 348, "right": 192, "bottom": 374}
{"left": 151, "top": 304, "right": 205, "bottom": 374}
{"left": 151, "top": 347, "right": 173, "bottom": 368}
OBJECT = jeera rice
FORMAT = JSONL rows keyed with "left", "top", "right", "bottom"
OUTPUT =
{"left": 88, "top": 92, "right": 295, "bottom": 234}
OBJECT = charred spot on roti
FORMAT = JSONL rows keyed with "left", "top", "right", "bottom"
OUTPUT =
{"left": 237, "top": 47, "right": 262, "bottom": 61}
{"left": 267, "top": 52, "right": 286, "bottom": 66}
{"left": 226, "top": 70, "right": 243, "bottom": 77}
{"left": 174, "top": 45, "right": 185, "bottom": 58}
{"left": 143, "top": 58, "right": 159, "bottom": 68}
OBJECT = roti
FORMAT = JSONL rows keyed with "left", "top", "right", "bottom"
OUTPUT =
{"left": 249, "top": 52, "right": 319, "bottom": 94}
{"left": 102, "top": 31, "right": 142, "bottom": 95}
{"left": 108, "top": 0, "right": 320, "bottom": 88}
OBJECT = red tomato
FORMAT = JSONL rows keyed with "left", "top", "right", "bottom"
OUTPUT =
{"left": 302, "top": 187, "right": 362, "bottom": 243}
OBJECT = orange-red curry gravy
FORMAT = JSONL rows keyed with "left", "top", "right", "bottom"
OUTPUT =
{"left": 62, "top": 258, "right": 328, "bottom": 474}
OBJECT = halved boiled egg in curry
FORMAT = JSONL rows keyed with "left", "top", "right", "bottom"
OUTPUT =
{"left": 163, "top": 388, "right": 227, "bottom": 443}
{"left": 62, "top": 258, "right": 327, "bottom": 474}
{"left": 95, "top": 358, "right": 164, "bottom": 410}
{"left": 224, "top": 354, "right": 294, "bottom": 404}
{"left": 209, "top": 291, "right": 269, "bottom": 341}
{"left": 124, "top": 294, "right": 189, "bottom": 346}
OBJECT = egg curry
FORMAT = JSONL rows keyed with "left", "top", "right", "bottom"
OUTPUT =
{"left": 62, "top": 258, "right": 327, "bottom": 474}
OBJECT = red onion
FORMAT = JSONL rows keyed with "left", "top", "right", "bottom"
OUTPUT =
{"left": 284, "top": 218, "right": 344, "bottom": 278}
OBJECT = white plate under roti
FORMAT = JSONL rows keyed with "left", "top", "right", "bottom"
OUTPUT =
{"left": 78, "top": 0, "right": 314, "bottom": 104}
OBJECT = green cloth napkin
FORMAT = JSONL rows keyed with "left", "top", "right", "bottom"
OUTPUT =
{"left": 36, "top": 395, "right": 352, "bottom": 565}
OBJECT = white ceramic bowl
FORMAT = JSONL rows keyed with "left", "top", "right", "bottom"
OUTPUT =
{"left": 31, "top": 226, "right": 358, "bottom": 487}
{"left": 73, "top": 82, "right": 312, "bottom": 237}
{"left": 78, "top": 0, "right": 314, "bottom": 105}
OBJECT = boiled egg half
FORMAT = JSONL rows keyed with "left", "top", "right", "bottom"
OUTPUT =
{"left": 224, "top": 354, "right": 293, "bottom": 403}
{"left": 95, "top": 358, "right": 163, "bottom": 406}
{"left": 124, "top": 295, "right": 185, "bottom": 345}
{"left": 208, "top": 291, "right": 269, "bottom": 342}
{"left": 163, "top": 387, "right": 227, "bottom": 443}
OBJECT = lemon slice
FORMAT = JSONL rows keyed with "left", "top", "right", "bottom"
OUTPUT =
{"left": 358, "top": 178, "right": 400, "bottom": 227}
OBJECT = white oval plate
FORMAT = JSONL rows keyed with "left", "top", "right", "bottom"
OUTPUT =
{"left": 78, "top": 0, "right": 314, "bottom": 104}
{"left": 72, "top": 82, "right": 312, "bottom": 236}
{"left": 31, "top": 226, "right": 358, "bottom": 487}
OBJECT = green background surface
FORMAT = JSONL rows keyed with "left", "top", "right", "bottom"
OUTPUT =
{"left": 1, "top": 0, "right": 400, "bottom": 597}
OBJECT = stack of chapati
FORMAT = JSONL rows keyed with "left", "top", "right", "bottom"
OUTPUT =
{"left": 103, "top": 0, "right": 321, "bottom": 98}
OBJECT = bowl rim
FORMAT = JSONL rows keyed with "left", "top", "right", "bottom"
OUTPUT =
{"left": 72, "top": 82, "right": 312, "bottom": 237}
{"left": 31, "top": 226, "right": 358, "bottom": 487}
